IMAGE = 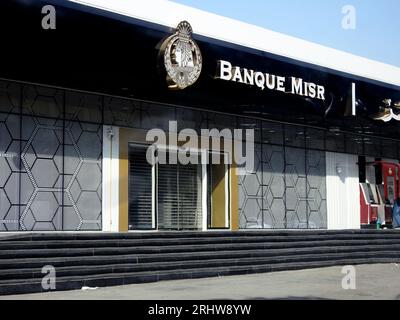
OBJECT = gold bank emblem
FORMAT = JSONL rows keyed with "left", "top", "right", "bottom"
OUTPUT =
{"left": 161, "top": 21, "right": 202, "bottom": 90}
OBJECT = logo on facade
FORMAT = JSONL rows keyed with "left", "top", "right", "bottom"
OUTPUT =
{"left": 161, "top": 21, "right": 202, "bottom": 90}
{"left": 216, "top": 60, "right": 326, "bottom": 101}
{"left": 371, "top": 99, "right": 400, "bottom": 122}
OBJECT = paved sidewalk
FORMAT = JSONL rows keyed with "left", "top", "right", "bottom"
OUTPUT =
{"left": 2, "top": 263, "right": 400, "bottom": 300}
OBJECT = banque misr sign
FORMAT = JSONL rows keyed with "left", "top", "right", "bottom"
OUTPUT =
{"left": 216, "top": 60, "right": 326, "bottom": 101}
{"left": 161, "top": 21, "right": 326, "bottom": 101}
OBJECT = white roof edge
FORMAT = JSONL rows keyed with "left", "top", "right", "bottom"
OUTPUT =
{"left": 69, "top": 0, "right": 400, "bottom": 88}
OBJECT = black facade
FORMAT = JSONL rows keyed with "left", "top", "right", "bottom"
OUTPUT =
{"left": 0, "top": 0, "right": 399, "bottom": 231}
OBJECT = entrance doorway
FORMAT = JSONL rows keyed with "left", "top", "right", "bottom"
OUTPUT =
{"left": 128, "top": 144, "right": 230, "bottom": 231}
{"left": 157, "top": 152, "right": 203, "bottom": 230}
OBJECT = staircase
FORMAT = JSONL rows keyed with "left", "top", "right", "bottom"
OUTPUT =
{"left": 1, "top": 230, "right": 400, "bottom": 296}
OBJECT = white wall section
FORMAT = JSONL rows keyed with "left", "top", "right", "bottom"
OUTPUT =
{"left": 326, "top": 152, "right": 360, "bottom": 230}
{"left": 102, "top": 126, "right": 120, "bottom": 232}
{"left": 69, "top": 0, "right": 400, "bottom": 87}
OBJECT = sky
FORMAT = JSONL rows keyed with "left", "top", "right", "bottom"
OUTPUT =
{"left": 171, "top": 0, "right": 400, "bottom": 68}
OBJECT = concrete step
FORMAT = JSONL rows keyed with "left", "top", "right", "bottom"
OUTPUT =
{"left": 2, "top": 229, "right": 400, "bottom": 242}
{"left": 0, "top": 250, "right": 399, "bottom": 281}
{"left": 0, "top": 244, "right": 399, "bottom": 269}
{"left": 0, "top": 256, "right": 397, "bottom": 296}
{"left": 1, "top": 230, "right": 400, "bottom": 296}
{"left": 1, "top": 240, "right": 400, "bottom": 259}
{"left": 7, "top": 238, "right": 400, "bottom": 255}
{"left": 2, "top": 235, "right": 400, "bottom": 250}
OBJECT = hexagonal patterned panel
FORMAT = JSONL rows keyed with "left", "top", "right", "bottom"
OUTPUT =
{"left": 262, "top": 210, "right": 274, "bottom": 229}
{"left": 0, "top": 82, "right": 104, "bottom": 232}
{"left": 6, "top": 141, "right": 22, "bottom": 172}
{"left": 77, "top": 163, "right": 101, "bottom": 191}
{"left": 65, "top": 92, "right": 103, "bottom": 124}
{"left": 77, "top": 131, "right": 101, "bottom": 160}
{"left": 239, "top": 143, "right": 263, "bottom": 229}
{"left": 67, "top": 119, "right": 102, "bottom": 230}
{"left": 17, "top": 113, "right": 102, "bottom": 231}
{"left": 31, "top": 159, "right": 59, "bottom": 188}
{"left": 0, "top": 123, "right": 11, "bottom": 152}
{"left": 270, "top": 175, "right": 285, "bottom": 199}
{"left": 6, "top": 114, "right": 20, "bottom": 140}
{"left": 306, "top": 150, "right": 327, "bottom": 228}
{"left": 30, "top": 192, "right": 59, "bottom": 223}
{"left": 240, "top": 143, "right": 327, "bottom": 230}
{"left": 22, "top": 209, "right": 36, "bottom": 230}
{"left": 22, "top": 85, "right": 63, "bottom": 119}
{"left": 242, "top": 174, "right": 261, "bottom": 197}
{"left": 4, "top": 205, "right": 19, "bottom": 222}
{"left": 270, "top": 198, "right": 285, "bottom": 224}
{"left": 0, "top": 189, "right": 11, "bottom": 220}
{"left": 296, "top": 200, "right": 308, "bottom": 228}
{"left": 262, "top": 145, "right": 285, "bottom": 229}
{"left": 62, "top": 207, "right": 82, "bottom": 231}
{"left": 76, "top": 192, "right": 101, "bottom": 221}
{"left": 285, "top": 147, "right": 307, "bottom": 229}
{"left": 63, "top": 145, "right": 81, "bottom": 176}
{"left": 286, "top": 210, "right": 301, "bottom": 229}
{"left": 20, "top": 173, "right": 34, "bottom": 205}
{"left": 285, "top": 188, "right": 298, "bottom": 211}
{"left": 32, "top": 129, "right": 60, "bottom": 159}
{"left": 0, "top": 157, "right": 11, "bottom": 188}
{"left": 4, "top": 173, "right": 20, "bottom": 205}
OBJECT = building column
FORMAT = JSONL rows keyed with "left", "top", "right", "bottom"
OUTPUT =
{"left": 102, "top": 125, "right": 120, "bottom": 232}
{"left": 326, "top": 152, "right": 360, "bottom": 230}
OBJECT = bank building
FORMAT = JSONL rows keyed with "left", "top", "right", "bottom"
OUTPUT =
{"left": 0, "top": 0, "right": 400, "bottom": 295}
